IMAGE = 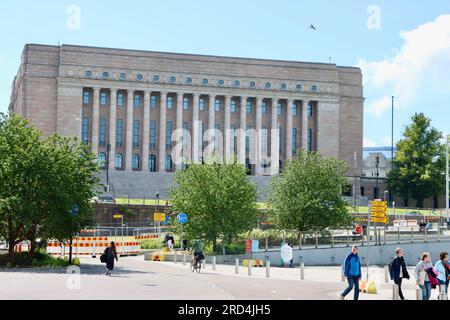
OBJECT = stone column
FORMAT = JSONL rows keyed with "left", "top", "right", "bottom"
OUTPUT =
{"left": 302, "top": 100, "right": 309, "bottom": 151}
{"left": 159, "top": 92, "right": 168, "bottom": 172}
{"left": 270, "top": 98, "right": 279, "bottom": 176}
{"left": 238, "top": 96, "right": 247, "bottom": 165}
{"left": 108, "top": 89, "right": 117, "bottom": 171}
{"left": 285, "top": 98, "right": 293, "bottom": 161}
{"left": 142, "top": 91, "right": 151, "bottom": 172}
{"left": 125, "top": 89, "right": 134, "bottom": 171}
{"left": 175, "top": 92, "right": 184, "bottom": 170}
{"left": 224, "top": 95, "right": 232, "bottom": 162}
{"left": 255, "top": 97, "right": 263, "bottom": 176}
{"left": 91, "top": 87, "right": 100, "bottom": 155}
{"left": 192, "top": 93, "right": 200, "bottom": 164}
{"left": 207, "top": 95, "right": 216, "bottom": 160}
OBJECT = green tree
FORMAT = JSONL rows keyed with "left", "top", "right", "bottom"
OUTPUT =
{"left": 169, "top": 162, "right": 259, "bottom": 253}
{"left": 267, "top": 149, "right": 352, "bottom": 239}
{"left": 387, "top": 113, "right": 444, "bottom": 208}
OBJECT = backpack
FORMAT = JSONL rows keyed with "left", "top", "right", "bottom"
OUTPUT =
{"left": 100, "top": 253, "right": 107, "bottom": 263}
{"left": 388, "top": 258, "right": 395, "bottom": 275}
{"left": 426, "top": 268, "right": 439, "bottom": 289}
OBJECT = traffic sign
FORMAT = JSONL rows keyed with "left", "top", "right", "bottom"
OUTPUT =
{"left": 371, "top": 217, "right": 389, "bottom": 224}
{"left": 161, "top": 214, "right": 170, "bottom": 225}
{"left": 154, "top": 212, "right": 166, "bottom": 222}
{"left": 371, "top": 201, "right": 387, "bottom": 208}
{"left": 71, "top": 204, "right": 79, "bottom": 216}
{"left": 177, "top": 213, "right": 188, "bottom": 224}
{"left": 113, "top": 214, "right": 123, "bottom": 219}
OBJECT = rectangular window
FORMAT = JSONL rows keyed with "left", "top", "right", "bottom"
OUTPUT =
{"left": 134, "top": 95, "right": 142, "bottom": 107}
{"left": 166, "top": 121, "right": 173, "bottom": 148}
{"left": 262, "top": 101, "right": 267, "bottom": 114}
{"left": 246, "top": 100, "right": 252, "bottom": 113}
{"left": 151, "top": 96, "right": 157, "bottom": 108}
{"left": 82, "top": 117, "right": 89, "bottom": 144}
{"left": 167, "top": 97, "right": 173, "bottom": 109}
{"left": 215, "top": 99, "right": 221, "bottom": 112}
{"left": 199, "top": 98, "right": 205, "bottom": 111}
{"left": 99, "top": 118, "right": 106, "bottom": 146}
{"left": 308, "top": 128, "right": 313, "bottom": 151}
{"left": 292, "top": 103, "right": 298, "bottom": 116}
{"left": 292, "top": 128, "right": 297, "bottom": 154}
{"left": 117, "top": 93, "right": 124, "bottom": 107}
{"left": 277, "top": 102, "right": 282, "bottom": 116}
{"left": 116, "top": 119, "right": 123, "bottom": 147}
{"left": 100, "top": 92, "right": 108, "bottom": 105}
{"left": 246, "top": 125, "right": 251, "bottom": 153}
{"left": 261, "top": 127, "right": 267, "bottom": 155}
{"left": 308, "top": 103, "right": 313, "bottom": 117}
{"left": 278, "top": 126, "right": 282, "bottom": 154}
{"left": 150, "top": 121, "right": 157, "bottom": 148}
{"left": 83, "top": 91, "right": 90, "bottom": 104}
{"left": 230, "top": 125, "right": 236, "bottom": 153}
{"left": 183, "top": 97, "right": 189, "bottom": 110}
{"left": 231, "top": 99, "right": 237, "bottom": 113}
{"left": 133, "top": 120, "right": 140, "bottom": 147}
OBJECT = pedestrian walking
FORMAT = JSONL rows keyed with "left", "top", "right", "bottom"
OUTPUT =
{"left": 435, "top": 251, "right": 450, "bottom": 298}
{"left": 414, "top": 252, "right": 434, "bottom": 300}
{"left": 340, "top": 246, "right": 362, "bottom": 301}
{"left": 389, "top": 248, "right": 410, "bottom": 300}
{"left": 103, "top": 241, "right": 118, "bottom": 276}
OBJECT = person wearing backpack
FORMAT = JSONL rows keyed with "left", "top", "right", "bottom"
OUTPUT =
{"left": 435, "top": 251, "right": 449, "bottom": 297}
{"left": 340, "top": 246, "right": 362, "bottom": 301}
{"left": 414, "top": 252, "right": 434, "bottom": 300}
{"left": 389, "top": 248, "right": 410, "bottom": 300}
{"left": 102, "top": 241, "right": 118, "bottom": 276}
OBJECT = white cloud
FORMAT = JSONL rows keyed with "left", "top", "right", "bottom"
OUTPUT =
{"left": 359, "top": 14, "right": 450, "bottom": 116}
{"left": 363, "top": 138, "right": 378, "bottom": 148}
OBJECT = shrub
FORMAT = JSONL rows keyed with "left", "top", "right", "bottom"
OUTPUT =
{"left": 0, "top": 251, "right": 71, "bottom": 269}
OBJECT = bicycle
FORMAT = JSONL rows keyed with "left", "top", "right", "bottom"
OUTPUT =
{"left": 190, "top": 254, "right": 203, "bottom": 273}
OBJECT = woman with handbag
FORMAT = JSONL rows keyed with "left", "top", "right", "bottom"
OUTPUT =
{"left": 102, "top": 242, "right": 118, "bottom": 276}
{"left": 414, "top": 252, "right": 434, "bottom": 300}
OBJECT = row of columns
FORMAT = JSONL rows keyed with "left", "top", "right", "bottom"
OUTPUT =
{"left": 89, "top": 87, "right": 311, "bottom": 174}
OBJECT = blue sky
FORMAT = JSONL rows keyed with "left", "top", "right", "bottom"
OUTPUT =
{"left": 0, "top": 0, "right": 449, "bottom": 147}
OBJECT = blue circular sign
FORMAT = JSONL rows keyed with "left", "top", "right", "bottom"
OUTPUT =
{"left": 177, "top": 213, "right": 188, "bottom": 224}
{"left": 70, "top": 204, "right": 79, "bottom": 216}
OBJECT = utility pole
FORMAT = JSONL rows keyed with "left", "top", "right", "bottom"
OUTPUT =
{"left": 390, "top": 96, "right": 394, "bottom": 204}
{"left": 106, "top": 143, "right": 111, "bottom": 193}
{"left": 375, "top": 153, "right": 380, "bottom": 200}
{"left": 446, "top": 135, "right": 449, "bottom": 221}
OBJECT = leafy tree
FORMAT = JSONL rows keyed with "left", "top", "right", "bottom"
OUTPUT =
{"left": 169, "top": 162, "right": 259, "bottom": 253}
{"left": 267, "top": 149, "right": 352, "bottom": 240}
{"left": 387, "top": 113, "right": 444, "bottom": 207}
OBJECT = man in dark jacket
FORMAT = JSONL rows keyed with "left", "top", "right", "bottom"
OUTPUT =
{"left": 340, "top": 246, "right": 362, "bottom": 300}
{"left": 389, "top": 247, "right": 410, "bottom": 300}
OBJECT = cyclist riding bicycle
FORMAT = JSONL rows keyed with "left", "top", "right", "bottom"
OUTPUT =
{"left": 192, "top": 238, "right": 205, "bottom": 266}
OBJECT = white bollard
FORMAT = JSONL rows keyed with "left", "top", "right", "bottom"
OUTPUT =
{"left": 392, "top": 284, "right": 400, "bottom": 300}
{"left": 235, "top": 258, "right": 239, "bottom": 274}
{"left": 266, "top": 261, "right": 270, "bottom": 278}
{"left": 341, "top": 264, "right": 345, "bottom": 282}
{"left": 439, "top": 285, "right": 447, "bottom": 300}
{"left": 174, "top": 251, "right": 177, "bottom": 264}
{"left": 202, "top": 259, "right": 206, "bottom": 269}
{"left": 385, "top": 265, "right": 389, "bottom": 283}
{"left": 300, "top": 262, "right": 305, "bottom": 280}
{"left": 248, "top": 260, "right": 253, "bottom": 276}
{"left": 182, "top": 253, "right": 186, "bottom": 266}
{"left": 416, "top": 287, "right": 423, "bottom": 300}
{"left": 212, "top": 256, "right": 216, "bottom": 271}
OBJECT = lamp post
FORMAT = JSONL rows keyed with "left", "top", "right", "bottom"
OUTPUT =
{"left": 375, "top": 153, "right": 380, "bottom": 200}
{"left": 446, "top": 135, "right": 449, "bottom": 221}
{"left": 390, "top": 96, "right": 394, "bottom": 203}
{"left": 156, "top": 191, "right": 161, "bottom": 238}
{"left": 105, "top": 143, "right": 111, "bottom": 193}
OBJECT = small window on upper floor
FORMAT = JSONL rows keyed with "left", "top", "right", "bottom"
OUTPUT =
{"left": 83, "top": 91, "right": 90, "bottom": 104}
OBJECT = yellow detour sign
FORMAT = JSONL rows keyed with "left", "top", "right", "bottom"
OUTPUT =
{"left": 113, "top": 214, "right": 123, "bottom": 219}
{"left": 154, "top": 212, "right": 166, "bottom": 222}
{"left": 371, "top": 217, "right": 390, "bottom": 224}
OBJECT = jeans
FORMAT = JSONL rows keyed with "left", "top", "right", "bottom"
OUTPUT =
{"left": 341, "top": 276, "right": 360, "bottom": 300}
{"left": 420, "top": 281, "right": 431, "bottom": 300}
{"left": 394, "top": 278, "right": 405, "bottom": 300}
{"left": 438, "top": 279, "right": 449, "bottom": 296}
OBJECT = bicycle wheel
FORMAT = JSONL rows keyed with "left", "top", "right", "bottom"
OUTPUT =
{"left": 196, "top": 260, "right": 201, "bottom": 273}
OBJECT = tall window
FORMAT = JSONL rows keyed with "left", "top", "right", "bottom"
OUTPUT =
{"left": 231, "top": 99, "right": 237, "bottom": 113}
{"left": 100, "top": 92, "right": 108, "bottom": 105}
{"left": 278, "top": 126, "right": 282, "bottom": 154}
{"left": 166, "top": 121, "right": 173, "bottom": 148}
{"left": 308, "top": 128, "right": 313, "bottom": 152}
{"left": 167, "top": 96, "right": 173, "bottom": 109}
{"left": 98, "top": 153, "right": 106, "bottom": 169}
{"left": 262, "top": 101, "right": 267, "bottom": 114}
{"left": 116, "top": 119, "right": 123, "bottom": 147}
{"left": 150, "top": 121, "right": 157, "bottom": 148}
{"left": 115, "top": 153, "right": 123, "bottom": 169}
{"left": 246, "top": 125, "right": 251, "bottom": 153}
{"left": 83, "top": 91, "right": 90, "bottom": 104}
{"left": 261, "top": 127, "right": 267, "bottom": 155}
{"left": 308, "top": 103, "right": 313, "bottom": 117}
{"left": 277, "top": 102, "right": 282, "bottom": 116}
{"left": 132, "top": 154, "right": 140, "bottom": 170}
{"left": 117, "top": 93, "right": 124, "bottom": 107}
{"left": 99, "top": 118, "right": 106, "bottom": 146}
{"left": 82, "top": 117, "right": 89, "bottom": 144}
{"left": 183, "top": 97, "right": 189, "bottom": 110}
{"left": 151, "top": 95, "right": 157, "bottom": 108}
{"left": 149, "top": 155, "right": 157, "bottom": 172}
{"left": 165, "top": 155, "right": 173, "bottom": 171}
{"left": 292, "top": 103, "right": 298, "bottom": 116}
{"left": 215, "top": 99, "right": 221, "bottom": 112}
{"left": 133, "top": 120, "right": 140, "bottom": 147}
{"left": 246, "top": 100, "right": 252, "bottom": 113}
{"left": 230, "top": 125, "right": 236, "bottom": 153}
{"left": 134, "top": 94, "right": 142, "bottom": 107}
{"left": 292, "top": 128, "right": 297, "bottom": 154}
{"left": 199, "top": 98, "right": 205, "bottom": 111}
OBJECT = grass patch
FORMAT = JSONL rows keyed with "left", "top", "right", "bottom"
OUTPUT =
{"left": 0, "top": 251, "right": 72, "bottom": 269}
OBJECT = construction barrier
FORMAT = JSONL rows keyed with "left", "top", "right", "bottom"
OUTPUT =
{"left": 242, "top": 259, "right": 265, "bottom": 267}
{"left": 135, "top": 235, "right": 158, "bottom": 240}
{"left": 14, "top": 241, "right": 31, "bottom": 253}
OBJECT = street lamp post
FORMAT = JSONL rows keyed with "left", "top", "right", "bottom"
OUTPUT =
{"left": 375, "top": 153, "right": 380, "bottom": 200}
{"left": 105, "top": 143, "right": 111, "bottom": 193}
{"left": 446, "top": 135, "right": 449, "bottom": 221}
